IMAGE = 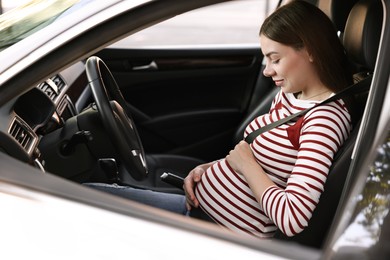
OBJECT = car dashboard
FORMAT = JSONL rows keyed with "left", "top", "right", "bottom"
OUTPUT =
{"left": 1, "top": 61, "right": 91, "bottom": 172}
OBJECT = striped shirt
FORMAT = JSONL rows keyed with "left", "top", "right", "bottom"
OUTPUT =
{"left": 194, "top": 90, "right": 352, "bottom": 238}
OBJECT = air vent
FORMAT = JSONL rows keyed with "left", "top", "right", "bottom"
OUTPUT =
{"left": 37, "top": 75, "right": 66, "bottom": 101}
{"left": 9, "top": 117, "right": 36, "bottom": 154}
{"left": 37, "top": 80, "right": 58, "bottom": 101}
{"left": 51, "top": 75, "right": 66, "bottom": 92}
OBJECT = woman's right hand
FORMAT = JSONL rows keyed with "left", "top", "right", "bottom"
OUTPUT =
{"left": 183, "top": 162, "right": 214, "bottom": 210}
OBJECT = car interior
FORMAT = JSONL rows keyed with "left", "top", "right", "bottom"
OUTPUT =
{"left": 121, "top": 0, "right": 382, "bottom": 248}
{"left": 1, "top": 0, "right": 384, "bottom": 251}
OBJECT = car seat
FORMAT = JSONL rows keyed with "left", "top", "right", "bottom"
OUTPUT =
{"left": 273, "top": 0, "right": 383, "bottom": 248}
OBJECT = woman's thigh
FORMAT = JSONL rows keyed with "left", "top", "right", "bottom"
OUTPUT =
{"left": 84, "top": 183, "right": 187, "bottom": 215}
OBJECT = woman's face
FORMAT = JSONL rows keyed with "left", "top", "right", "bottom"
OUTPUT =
{"left": 260, "top": 34, "right": 318, "bottom": 94}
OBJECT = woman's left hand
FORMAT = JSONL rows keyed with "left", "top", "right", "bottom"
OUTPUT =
{"left": 226, "top": 140, "right": 258, "bottom": 174}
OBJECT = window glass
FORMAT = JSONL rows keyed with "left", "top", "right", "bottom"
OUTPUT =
{"left": 332, "top": 127, "right": 390, "bottom": 256}
{"left": 110, "top": 0, "right": 278, "bottom": 48}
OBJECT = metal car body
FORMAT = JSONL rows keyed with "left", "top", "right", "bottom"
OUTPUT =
{"left": 0, "top": 0, "right": 389, "bottom": 259}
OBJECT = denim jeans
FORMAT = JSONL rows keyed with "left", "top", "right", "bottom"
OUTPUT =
{"left": 84, "top": 183, "right": 188, "bottom": 215}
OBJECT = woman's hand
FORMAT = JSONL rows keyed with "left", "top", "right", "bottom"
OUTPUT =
{"left": 183, "top": 162, "right": 214, "bottom": 210}
{"left": 226, "top": 140, "right": 257, "bottom": 174}
{"left": 226, "top": 140, "right": 275, "bottom": 203}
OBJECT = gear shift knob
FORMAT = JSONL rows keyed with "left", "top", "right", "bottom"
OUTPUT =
{"left": 99, "top": 158, "right": 120, "bottom": 183}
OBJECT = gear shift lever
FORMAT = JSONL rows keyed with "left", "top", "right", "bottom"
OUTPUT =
{"left": 99, "top": 158, "right": 120, "bottom": 183}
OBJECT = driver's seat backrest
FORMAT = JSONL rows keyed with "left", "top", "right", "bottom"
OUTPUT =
{"left": 273, "top": 0, "right": 383, "bottom": 248}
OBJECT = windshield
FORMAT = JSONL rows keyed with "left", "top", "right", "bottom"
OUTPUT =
{"left": 0, "top": 0, "right": 80, "bottom": 51}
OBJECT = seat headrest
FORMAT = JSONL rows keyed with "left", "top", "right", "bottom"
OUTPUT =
{"left": 318, "top": 0, "right": 359, "bottom": 32}
{"left": 343, "top": 0, "right": 383, "bottom": 71}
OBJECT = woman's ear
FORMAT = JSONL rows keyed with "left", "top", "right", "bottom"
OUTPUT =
{"left": 302, "top": 47, "right": 314, "bottom": 62}
{"left": 307, "top": 50, "right": 314, "bottom": 62}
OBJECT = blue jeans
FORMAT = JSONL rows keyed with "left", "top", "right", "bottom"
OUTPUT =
{"left": 84, "top": 183, "right": 188, "bottom": 215}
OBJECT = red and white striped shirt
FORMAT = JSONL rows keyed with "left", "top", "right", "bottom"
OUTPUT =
{"left": 195, "top": 90, "right": 352, "bottom": 238}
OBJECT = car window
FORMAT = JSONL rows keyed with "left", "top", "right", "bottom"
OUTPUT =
{"left": 332, "top": 127, "right": 390, "bottom": 255}
{"left": 110, "top": 0, "right": 278, "bottom": 48}
{"left": 0, "top": 0, "right": 82, "bottom": 51}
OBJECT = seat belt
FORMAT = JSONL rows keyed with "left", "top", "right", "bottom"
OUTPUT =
{"left": 244, "top": 74, "right": 372, "bottom": 143}
{"left": 160, "top": 75, "right": 372, "bottom": 190}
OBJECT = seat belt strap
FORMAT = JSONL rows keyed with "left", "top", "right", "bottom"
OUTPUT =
{"left": 244, "top": 74, "right": 372, "bottom": 144}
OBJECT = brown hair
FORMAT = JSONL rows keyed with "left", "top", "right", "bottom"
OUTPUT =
{"left": 260, "top": 0, "right": 353, "bottom": 93}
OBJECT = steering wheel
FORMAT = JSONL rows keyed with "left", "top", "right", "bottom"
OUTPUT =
{"left": 85, "top": 56, "right": 148, "bottom": 181}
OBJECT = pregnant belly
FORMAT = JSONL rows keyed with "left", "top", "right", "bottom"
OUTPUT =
{"left": 194, "top": 160, "right": 277, "bottom": 238}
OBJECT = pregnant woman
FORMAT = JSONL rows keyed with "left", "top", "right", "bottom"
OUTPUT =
{"left": 86, "top": 0, "right": 353, "bottom": 239}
